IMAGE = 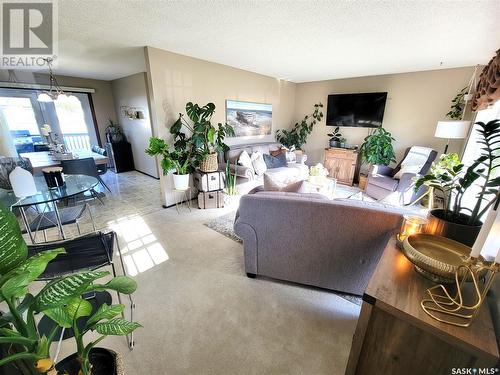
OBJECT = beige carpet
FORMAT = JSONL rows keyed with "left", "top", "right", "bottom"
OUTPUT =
{"left": 35, "top": 172, "right": 361, "bottom": 374}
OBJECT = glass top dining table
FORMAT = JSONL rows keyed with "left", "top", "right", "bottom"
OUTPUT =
{"left": 0, "top": 174, "right": 99, "bottom": 243}
{"left": 0, "top": 174, "right": 99, "bottom": 208}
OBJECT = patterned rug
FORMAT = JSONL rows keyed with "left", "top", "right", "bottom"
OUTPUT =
{"left": 204, "top": 211, "right": 242, "bottom": 243}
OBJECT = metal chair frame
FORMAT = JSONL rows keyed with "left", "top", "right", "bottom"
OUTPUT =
{"left": 28, "top": 231, "right": 136, "bottom": 355}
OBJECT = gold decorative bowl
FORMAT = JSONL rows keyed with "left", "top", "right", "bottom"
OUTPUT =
{"left": 401, "top": 234, "right": 485, "bottom": 283}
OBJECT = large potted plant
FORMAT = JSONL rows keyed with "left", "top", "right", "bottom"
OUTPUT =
{"left": 0, "top": 204, "right": 140, "bottom": 375}
{"left": 171, "top": 102, "right": 234, "bottom": 172}
{"left": 146, "top": 137, "right": 192, "bottom": 190}
{"left": 276, "top": 103, "right": 323, "bottom": 150}
{"left": 415, "top": 119, "right": 500, "bottom": 246}
{"left": 360, "top": 127, "right": 396, "bottom": 166}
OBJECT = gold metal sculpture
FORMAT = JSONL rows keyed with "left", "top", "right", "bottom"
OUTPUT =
{"left": 421, "top": 256, "right": 498, "bottom": 327}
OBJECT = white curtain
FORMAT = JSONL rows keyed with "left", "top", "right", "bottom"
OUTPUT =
{"left": 0, "top": 109, "right": 17, "bottom": 157}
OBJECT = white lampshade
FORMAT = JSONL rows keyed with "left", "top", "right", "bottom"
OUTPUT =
{"left": 37, "top": 92, "right": 53, "bottom": 102}
{"left": 434, "top": 120, "right": 470, "bottom": 139}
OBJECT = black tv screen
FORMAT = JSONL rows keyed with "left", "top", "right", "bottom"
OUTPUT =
{"left": 326, "top": 92, "right": 387, "bottom": 127}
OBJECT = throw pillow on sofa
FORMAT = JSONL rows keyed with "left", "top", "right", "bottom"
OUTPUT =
{"left": 263, "top": 153, "right": 287, "bottom": 169}
{"left": 237, "top": 150, "right": 254, "bottom": 174}
{"left": 263, "top": 173, "right": 304, "bottom": 192}
{"left": 251, "top": 151, "right": 267, "bottom": 176}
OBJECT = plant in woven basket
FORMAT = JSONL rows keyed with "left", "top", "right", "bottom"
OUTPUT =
{"left": 276, "top": 103, "right": 323, "bottom": 150}
{"left": 360, "top": 127, "right": 396, "bottom": 166}
{"left": 171, "top": 102, "right": 235, "bottom": 171}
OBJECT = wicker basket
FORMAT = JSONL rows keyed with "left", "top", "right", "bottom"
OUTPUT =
{"left": 199, "top": 152, "right": 218, "bottom": 172}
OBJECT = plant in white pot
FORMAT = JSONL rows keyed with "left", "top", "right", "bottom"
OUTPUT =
{"left": 170, "top": 102, "right": 234, "bottom": 172}
{"left": 146, "top": 137, "right": 192, "bottom": 190}
{"left": 414, "top": 119, "right": 500, "bottom": 246}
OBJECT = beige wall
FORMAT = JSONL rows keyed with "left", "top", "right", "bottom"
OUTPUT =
{"left": 144, "top": 46, "right": 296, "bottom": 206}
{"left": 293, "top": 67, "right": 474, "bottom": 165}
{"left": 111, "top": 72, "right": 159, "bottom": 178}
{"left": 0, "top": 71, "right": 117, "bottom": 145}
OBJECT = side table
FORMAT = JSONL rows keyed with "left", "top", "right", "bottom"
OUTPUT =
{"left": 173, "top": 188, "right": 192, "bottom": 214}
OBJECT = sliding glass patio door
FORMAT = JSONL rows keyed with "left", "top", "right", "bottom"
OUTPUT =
{"left": 0, "top": 88, "right": 99, "bottom": 154}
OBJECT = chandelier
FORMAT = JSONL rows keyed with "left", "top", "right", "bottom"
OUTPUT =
{"left": 37, "top": 58, "right": 77, "bottom": 103}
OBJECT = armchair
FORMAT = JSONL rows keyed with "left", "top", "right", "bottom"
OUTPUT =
{"left": 365, "top": 147, "right": 437, "bottom": 204}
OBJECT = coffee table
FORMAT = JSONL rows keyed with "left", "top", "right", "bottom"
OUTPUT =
{"left": 303, "top": 177, "right": 337, "bottom": 199}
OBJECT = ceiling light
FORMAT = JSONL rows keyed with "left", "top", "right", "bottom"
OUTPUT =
{"left": 37, "top": 58, "right": 68, "bottom": 102}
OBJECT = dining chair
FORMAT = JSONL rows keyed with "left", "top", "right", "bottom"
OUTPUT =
{"left": 91, "top": 145, "right": 108, "bottom": 175}
{"left": 0, "top": 156, "right": 33, "bottom": 190}
{"left": 61, "top": 157, "right": 111, "bottom": 193}
{"left": 22, "top": 202, "right": 96, "bottom": 243}
{"left": 28, "top": 231, "right": 136, "bottom": 358}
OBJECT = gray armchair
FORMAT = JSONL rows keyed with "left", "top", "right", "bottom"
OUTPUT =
{"left": 365, "top": 147, "right": 437, "bottom": 204}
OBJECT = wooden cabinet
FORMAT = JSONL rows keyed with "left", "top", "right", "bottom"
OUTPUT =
{"left": 345, "top": 237, "right": 499, "bottom": 375}
{"left": 324, "top": 148, "right": 359, "bottom": 185}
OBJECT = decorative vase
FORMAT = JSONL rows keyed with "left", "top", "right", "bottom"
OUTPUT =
{"left": 329, "top": 140, "right": 340, "bottom": 148}
{"left": 56, "top": 348, "right": 123, "bottom": 375}
{"left": 426, "top": 209, "right": 482, "bottom": 247}
{"left": 9, "top": 166, "right": 37, "bottom": 198}
{"left": 199, "top": 152, "right": 218, "bottom": 172}
{"left": 172, "top": 173, "right": 190, "bottom": 190}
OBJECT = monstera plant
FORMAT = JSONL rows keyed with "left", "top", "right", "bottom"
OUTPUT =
{"left": 171, "top": 102, "right": 235, "bottom": 172}
{"left": 0, "top": 204, "right": 140, "bottom": 375}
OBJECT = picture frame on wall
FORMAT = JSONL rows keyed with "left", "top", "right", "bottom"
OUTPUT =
{"left": 225, "top": 100, "right": 272, "bottom": 137}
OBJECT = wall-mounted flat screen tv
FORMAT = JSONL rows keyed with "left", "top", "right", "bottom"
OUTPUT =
{"left": 326, "top": 92, "right": 388, "bottom": 127}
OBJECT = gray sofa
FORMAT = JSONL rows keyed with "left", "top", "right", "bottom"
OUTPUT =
{"left": 219, "top": 142, "right": 308, "bottom": 183}
{"left": 234, "top": 190, "right": 404, "bottom": 296}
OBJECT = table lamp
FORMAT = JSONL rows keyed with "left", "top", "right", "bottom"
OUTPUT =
{"left": 434, "top": 120, "right": 470, "bottom": 154}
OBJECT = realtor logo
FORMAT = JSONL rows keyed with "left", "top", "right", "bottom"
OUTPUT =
{"left": 1, "top": 0, "right": 58, "bottom": 68}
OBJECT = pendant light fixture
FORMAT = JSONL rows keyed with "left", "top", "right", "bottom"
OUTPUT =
{"left": 37, "top": 58, "right": 77, "bottom": 103}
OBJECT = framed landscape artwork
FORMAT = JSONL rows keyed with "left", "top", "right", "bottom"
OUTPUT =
{"left": 226, "top": 100, "right": 272, "bottom": 137}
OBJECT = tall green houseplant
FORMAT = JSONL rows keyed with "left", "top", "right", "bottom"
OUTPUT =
{"left": 171, "top": 102, "right": 235, "bottom": 171}
{"left": 360, "top": 127, "right": 396, "bottom": 166}
{"left": 276, "top": 103, "right": 323, "bottom": 150}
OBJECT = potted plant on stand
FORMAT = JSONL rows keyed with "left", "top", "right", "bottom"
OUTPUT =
{"left": 414, "top": 119, "right": 500, "bottom": 246}
{"left": 276, "top": 103, "right": 323, "bottom": 151}
{"left": 327, "top": 127, "right": 342, "bottom": 148}
{"left": 171, "top": 102, "right": 234, "bottom": 173}
{"left": 146, "top": 137, "right": 192, "bottom": 190}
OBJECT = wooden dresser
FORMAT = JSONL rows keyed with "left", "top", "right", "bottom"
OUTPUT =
{"left": 324, "top": 148, "right": 359, "bottom": 186}
{"left": 345, "top": 237, "right": 499, "bottom": 375}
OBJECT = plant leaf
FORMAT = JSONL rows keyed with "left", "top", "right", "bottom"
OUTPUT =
{"left": 86, "top": 304, "right": 124, "bottom": 328}
{"left": 0, "top": 204, "right": 28, "bottom": 275}
{"left": 35, "top": 271, "right": 109, "bottom": 311}
{"left": 94, "top": 318, "right": 141, "bottom": 336}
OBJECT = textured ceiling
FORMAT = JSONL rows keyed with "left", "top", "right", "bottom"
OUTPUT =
{"left": 53, "top": 0, "right": 500, "bottom": 82}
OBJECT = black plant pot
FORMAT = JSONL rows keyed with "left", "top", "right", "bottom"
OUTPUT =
{"left": 56, "top": 348, "right": 118, "bottom": 375}
{"left": 426, "top": 209, "right": 482, "bottom": 247}
{"left": 329, "top": 140, "right": 341, "bottom": 148}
